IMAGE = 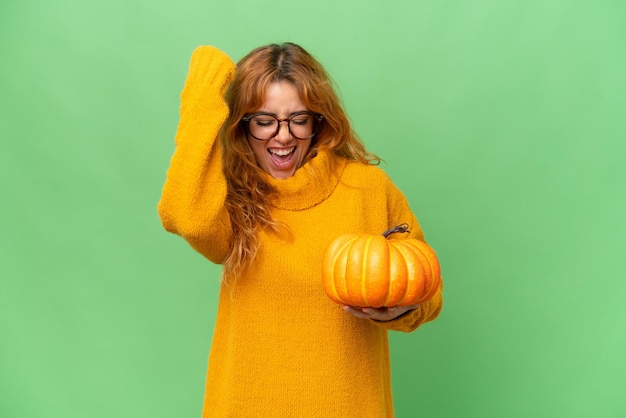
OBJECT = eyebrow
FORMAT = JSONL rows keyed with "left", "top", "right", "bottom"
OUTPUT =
{"left": 253, "top": 110, "right": 310, "bottom": 118}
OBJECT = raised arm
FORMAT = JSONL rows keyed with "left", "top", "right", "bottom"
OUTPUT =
{"left": 157, "top": 46, "right": 236, "bottom": 264}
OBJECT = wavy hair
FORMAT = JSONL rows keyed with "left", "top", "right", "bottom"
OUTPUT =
{"left": 219, "top": 42, "right": 379, "bottom": 279}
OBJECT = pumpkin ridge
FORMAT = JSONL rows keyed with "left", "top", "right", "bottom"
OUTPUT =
{"left": 395, "top": 240, "right": 428, "bottom": 305}
{"left": 361, "top": 236, "right": 373, "bottom": 307}
{"left": 408, "top": 240, "right": 440, "bottom": 303}
{"left": 335, "top": 236, "right": 358, "bottom": 304}
{"left": 393, "top": 242, "right": 411, "bottom": 306}
{"left": 419, "top": 245, "right": 435, "bottom": 300}
{"left": 416, "top": 241, "right": 440, "bottom": 301}
{"left": 383, "top": 243, "right": 393, "bottom": 306}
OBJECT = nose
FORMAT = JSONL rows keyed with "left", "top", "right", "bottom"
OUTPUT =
{"left": 274, "top": 121, "right": 293, "bottom": 144}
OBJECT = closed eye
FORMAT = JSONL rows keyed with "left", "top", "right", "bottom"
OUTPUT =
{"left": 291, "top": 117, "right": 311, "bottom": 126}
{"left": 253, "top": 118, "right": 276, "bottom": 127}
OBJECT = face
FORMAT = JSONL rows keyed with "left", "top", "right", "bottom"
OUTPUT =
{"left": 247, "top": 81, "right": 313, "bottom": 179}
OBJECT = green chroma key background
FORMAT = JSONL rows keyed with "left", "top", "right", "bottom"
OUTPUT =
{"left": 1, "top": 0, "right": 625, "bottom": 416}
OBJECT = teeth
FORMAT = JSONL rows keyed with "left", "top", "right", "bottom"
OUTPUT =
{"left": 270, "top": 147, "right": 295, "bottom": 156}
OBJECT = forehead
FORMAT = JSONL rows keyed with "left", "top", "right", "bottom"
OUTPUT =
{"left": 258, "top": 81, "right": 306, "bottom": 113}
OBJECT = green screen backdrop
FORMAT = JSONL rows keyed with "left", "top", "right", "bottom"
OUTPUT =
{"left": 2, "top": 0, "right": 625, "bottom": 417}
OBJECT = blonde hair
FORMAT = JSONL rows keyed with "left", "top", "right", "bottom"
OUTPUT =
{"left": 219, "top": 42, "right": 379, "bottom": 279}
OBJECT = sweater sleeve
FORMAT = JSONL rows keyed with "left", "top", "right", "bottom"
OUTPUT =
{"left": 370, "top": 177, "right": 444, "bottom": 333}
{"left": 157, "top": 46, "right": 236, "bottom": 264}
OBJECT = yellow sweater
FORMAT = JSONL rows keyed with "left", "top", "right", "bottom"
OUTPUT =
{"left": 158, "top": 46, "right": 443, "bottom": 418}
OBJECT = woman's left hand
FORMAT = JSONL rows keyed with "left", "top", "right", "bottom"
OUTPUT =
{"left": 343, "top": 304, "right": 419, "bottom": 322}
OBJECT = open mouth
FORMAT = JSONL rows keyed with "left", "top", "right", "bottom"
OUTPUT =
{"left": 268, "top": 147, "right": 296, "bottom": 167}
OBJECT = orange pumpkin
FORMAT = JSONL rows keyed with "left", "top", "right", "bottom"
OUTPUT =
{"left": 321, "top": 224, "right": 440, "bottom": 308}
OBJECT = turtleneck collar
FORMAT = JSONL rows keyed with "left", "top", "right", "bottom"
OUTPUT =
{"left": 265, "top": 150, "right": 346, "bottom": 211}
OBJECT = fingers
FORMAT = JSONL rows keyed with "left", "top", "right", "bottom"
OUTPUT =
{"left": 343, "top": 305, "right": 371, "bottom": 319}
{"left": 343, "top": 304, "right": 419, "bottom": 321}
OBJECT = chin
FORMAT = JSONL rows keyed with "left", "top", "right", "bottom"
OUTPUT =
{"left": 270, "top": 169, "right": 296, "bottom": 180}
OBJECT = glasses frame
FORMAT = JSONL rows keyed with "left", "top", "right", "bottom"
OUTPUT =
{"left": 241, "top": 111, "right": 324, "bottom": 141}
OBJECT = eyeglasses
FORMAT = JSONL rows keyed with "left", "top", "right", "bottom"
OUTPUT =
{"left": 241, "top": 111, "right": 324, "bottom": 141}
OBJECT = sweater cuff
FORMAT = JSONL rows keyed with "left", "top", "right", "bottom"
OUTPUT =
{"left": 370, "top": 282, "right": 443, "bottom": 333}
{"left": 180, "top": 46, "right": 236, "bottom": 115}
{"left": 369, "top": 308, "right": 421, "bottom": 332}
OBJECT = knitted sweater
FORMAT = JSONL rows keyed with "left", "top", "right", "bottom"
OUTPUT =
{"left": 158, "top": 46, "right": 443, "bottom": 418}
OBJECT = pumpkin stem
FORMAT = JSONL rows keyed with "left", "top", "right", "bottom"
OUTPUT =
{"left": 382, "top": 223, "right": 410, "bottom": 238}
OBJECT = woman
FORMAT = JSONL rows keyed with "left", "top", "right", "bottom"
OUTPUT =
{"left": 158, "top": 43, "right": 443, "bottom": 417}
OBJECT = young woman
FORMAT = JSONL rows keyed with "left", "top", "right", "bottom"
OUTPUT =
{"left": 158, "top": 43, "right": 443, "bottom": 417}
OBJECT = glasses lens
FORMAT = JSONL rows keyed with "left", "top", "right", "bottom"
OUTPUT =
{"left": 288, "top": 113, "right": 315, "bottom": 139}
{"left": 248, "top": 115, "right": 279, "bottom": 140}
